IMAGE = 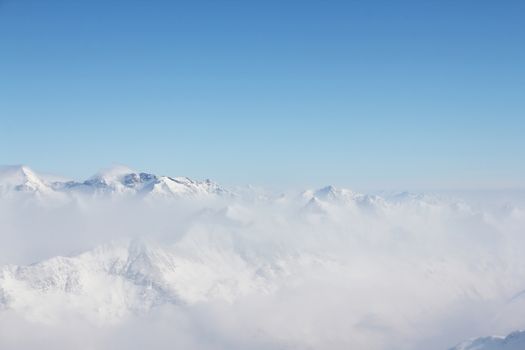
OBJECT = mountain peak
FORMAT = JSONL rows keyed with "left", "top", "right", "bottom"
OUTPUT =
{"left": 315, "top": 185, "right": 338, "bottom": 196}
{"left": 90, "top": 164, "right": 136, "bottom": 181}
{"left": 313, "top": 185, "right": 355, "bottom": 200}
{"left": 0, "top": 165, "right": 49, "bottom": 193}
{"left": 0, "top": 164, "right": 36, "bottom": 177}
{"left": 0, "top": 164, "right": 230, "bottom": 199}
{"left": 451, "top": 330, "right": 525, "bottom": 350}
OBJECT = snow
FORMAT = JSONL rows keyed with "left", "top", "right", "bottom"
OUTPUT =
{"left": 1, "top": 164, "right": 525, "bottom": 350}
{"left": 0, "top": 165, "right": 53, "bottom": 195}
{"left": 0, "top": 164, "right": 230, "bottom": 199}
{"left": 451, "top": 331, "right": 525, "bottom": 350}
{"left": 0, "top": 237, "right": 293, "bottom": 322}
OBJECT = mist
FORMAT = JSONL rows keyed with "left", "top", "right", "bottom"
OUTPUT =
{"left": 0, "top": 189, "right": 524, "bottom": 350}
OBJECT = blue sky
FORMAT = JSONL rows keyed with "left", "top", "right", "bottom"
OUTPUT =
{"left": 0, "top": 0, "right": 524, "bottom": 189}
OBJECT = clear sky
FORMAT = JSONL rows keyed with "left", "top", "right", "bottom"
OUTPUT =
{"left": 0, "top": 0, "right": 524, "bottom": 190}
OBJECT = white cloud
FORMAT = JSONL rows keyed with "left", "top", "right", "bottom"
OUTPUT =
{"left": 0, "top": 187, "right": 524, "bottom": 349}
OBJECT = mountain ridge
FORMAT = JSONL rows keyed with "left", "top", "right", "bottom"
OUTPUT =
{"left": 0, "top": 165, "right": 232, "bottom": 200}
{"left": 450, "top": 330, "right": 525, "bottom": 350}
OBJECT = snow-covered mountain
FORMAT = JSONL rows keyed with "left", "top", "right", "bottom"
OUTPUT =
{"left": 0, "top": 165, "right": 231, "bottom": 200}
{"left": 0, "top": 165, "right": 56, "bottom": 196}
{"left": 2, "top": 165, "right": 525, "bottom": 350}
{"left": 0, "top": 237, "right": 316, "bottom": 324}
{"left": 0, "top": 165, "right": 475, "bottom": 212}
{"left": 67, "top": 165, "right": 231, "bottom": 199}
{"left": 450, "top": 331, "right": 525, "bottom": 350}
{"left": 300, "top": 185, "right": 451, "bottom": 209}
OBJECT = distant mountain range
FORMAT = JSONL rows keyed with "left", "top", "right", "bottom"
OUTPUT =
{"left": 0, "top": 164, "right": 471, "bottom": 209}
{"left": 0, "top": 165, "right": 231, "bottom": 199}
{"left": 1, "top": 164, "right": 524, "bottom": 350}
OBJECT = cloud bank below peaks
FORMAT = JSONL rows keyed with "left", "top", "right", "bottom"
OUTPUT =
{"left": 0, "top": 165, "right": 525, "bottom": 350}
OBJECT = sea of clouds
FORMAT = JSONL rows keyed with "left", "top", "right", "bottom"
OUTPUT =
{"left": 0, "top": 189, "right": 524, "bottom": 350}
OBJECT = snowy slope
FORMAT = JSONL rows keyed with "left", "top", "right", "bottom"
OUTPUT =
{"left": 0, "top": 237, "right": 310, "bottom": 323}
{"left": 0, "top": 165, "right": 231, "bottom": 200}
{"left": 66, "top": 165, "right": 232, "bottom": 199}
{"left": 0, "top": 165, "right": 471, "bottom": 210}
{"left": 0, "top": 165, "right": 55, "bottom": 196}
{"left": 450, "top": 331, "right": 525, "bottom": 350}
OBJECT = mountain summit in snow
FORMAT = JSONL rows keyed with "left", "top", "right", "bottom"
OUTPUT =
{"left": 450, "top": 331, "right": 525, "bottom": 350}
{"left": 0, "top": 165, "right": 231, "bottom": 200}
{"left": 0, "top": 165, "right": 54, "bottom": 196}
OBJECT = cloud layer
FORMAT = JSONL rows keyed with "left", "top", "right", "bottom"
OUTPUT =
{"left": 0, "top": 187, "right": 524, "bottom": 350}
